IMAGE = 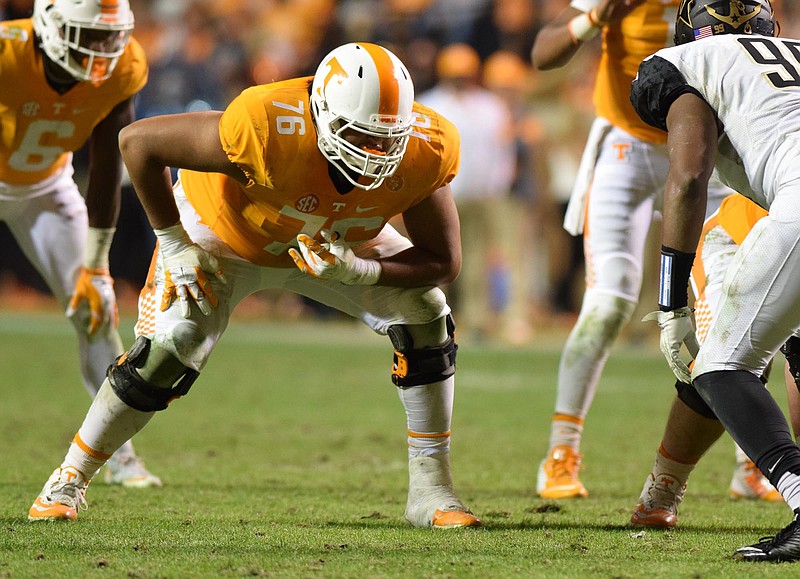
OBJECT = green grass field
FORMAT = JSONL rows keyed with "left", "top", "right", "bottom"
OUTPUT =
{"left": 0, "top": 309, "right": 796, "bottom": 578}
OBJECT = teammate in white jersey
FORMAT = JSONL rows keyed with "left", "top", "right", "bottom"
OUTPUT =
{"left": 530, "top": 0, "right": 771, "bottom": 503}
{"left": 630, "top": 0, "right": 800, "bottom": 561}
{"left": 0, "top": 0, "right": 159, "bottom": 487}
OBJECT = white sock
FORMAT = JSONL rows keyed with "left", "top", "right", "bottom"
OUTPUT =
{"left": 777, "top": 471, "right": 800, "bottom": 510}
{"left": 548, "top": 414, "right": 584, "bottom": 451}
{"left": 734, "top": 443, "right": 751, "bottom": 465}
{"left": 397, "top": 377, "right": 453, "bottom": 458}
{"left": 70, "top": 379, "right": 155, "bottom": 460}
{"left": 652, "top": 444, "right": 696, "bottom": 487}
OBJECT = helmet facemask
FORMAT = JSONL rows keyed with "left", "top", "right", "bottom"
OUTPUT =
{"left": 33, "top": 0, "right": 134, "bottom": 83}
{"left": 316, "top": 107, "right": 412, "bottom": 191}
{"left": 311, "top": 43, "right": 415, "bottom": 191}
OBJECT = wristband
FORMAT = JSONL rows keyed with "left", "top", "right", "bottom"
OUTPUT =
{"left": 567, "top": 9, "right": 602, "bottom": 44}
{"left": 154, "top": 222, "right": 193, "bottom": 259}
{"left": 658, "top": 246, "right": 695, "bottom": 311}
{"left": 345, "top": 257, "right": 382, "bottom": 286}
{"left": 84, "top": 227, "right": 115, "bottom": 270}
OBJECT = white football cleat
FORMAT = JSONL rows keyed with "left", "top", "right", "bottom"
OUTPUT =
{"left": 104, "top": 454, "right": 163, "bottom": 488}
{"left": 729, "top": 459, "right": 782, "bottom": 501}
{"left": 404, "top": 454, "right": 482, "bottom": 529}
{"left": 630, "top": 472, "right": 685, "bottom": 529}
{"left": 29, "top": 466, "right": 89, "bottom": 521}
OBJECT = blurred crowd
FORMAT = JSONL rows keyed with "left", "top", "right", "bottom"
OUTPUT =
{"left": 1, "top": 0, "right": 798, "bottom": 343}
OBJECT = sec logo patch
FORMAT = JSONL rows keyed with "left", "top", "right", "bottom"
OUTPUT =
{"left": 295, "top": 195, "right": 319, "bottom": 213}
{"left": 386, "top": 175, "right": 404, "bottom": 192}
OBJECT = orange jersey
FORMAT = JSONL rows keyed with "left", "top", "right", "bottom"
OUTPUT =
{"left": 693, "top": 193, "right": 767, "bottom": 296}
{"left": 180, "top": 77, "right": 460, "bottom": 268}
{"left": 594, "top": 0, "right": 678, "bottom": 143}
{"left": 0, "top": 19, "right": 147, "bottom": 185}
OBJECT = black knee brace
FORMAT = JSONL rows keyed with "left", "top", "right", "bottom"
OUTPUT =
{"left": 388, "top": 315, "right": 457, "bottom": 387}
{"left": 782, "top": 336, "right": 800, "bottom": 393}
{"left": 674, "top": 378, "right": 718, "bottom": 420}
{"left": 107, "top": 336, "right": 199, "bottom": 412}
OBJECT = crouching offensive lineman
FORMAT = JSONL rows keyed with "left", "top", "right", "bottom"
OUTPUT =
{"left": 27, "top": 42, "right": 482, "bottom": 529}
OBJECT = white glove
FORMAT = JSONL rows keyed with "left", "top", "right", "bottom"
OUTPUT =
{"left": 66, "top": 267, "right": 119, "bottom": 336}
{"left": 642, "top": 306, "right": 700, "bottom": 384}
{"left": 288, "top": 230, "right": 381, "bottom": 286}
{"left": 155, "top": 224, "right": 226, "bottom": 318}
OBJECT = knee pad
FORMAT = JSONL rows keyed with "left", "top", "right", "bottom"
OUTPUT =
{"left": 674, "top": 378, "right": 718, "bottom": 420}
{"left": 591, "top": 253, "right": 642, "bottom": 303}
{"left": 782, "top": 336, "right": 800, "bottom": 392}
{"left": 107, "top": 336, "right": 199, "bottom": 412}
{"left": 576, "top": 290, "right": 637, "bottom": 339}
{"left": 389, "top": 314, "right": 457, "bottom": 387}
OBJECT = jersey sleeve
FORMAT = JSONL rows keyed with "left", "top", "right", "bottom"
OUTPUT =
{"left": 432, "top": 113, "right": 460, "bottom": 191}
{"left": 218, "top": 87, "right": 269, "bottom": 187}
{"left": 114, "top": 37, "right": 148, "bottom": 98}
{"left": 630, "top": 55, "right": 704, "bottom": 132}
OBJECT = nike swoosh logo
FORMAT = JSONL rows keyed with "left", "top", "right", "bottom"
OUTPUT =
{"left": 768, "top": 455, "right": 784, "bottom": 474}
{"left": 30, "top": 501, "right": 49, "bottom": 512}
{"left": 355, "top": 205, "right": 378, "bottom": 213}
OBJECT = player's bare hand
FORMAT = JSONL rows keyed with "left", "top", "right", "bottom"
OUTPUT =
{"left": 66, "top": 267, "right": 119, "bottom": 336}
{"left": 643, "top": 307, "right": 700, "bottom": 384}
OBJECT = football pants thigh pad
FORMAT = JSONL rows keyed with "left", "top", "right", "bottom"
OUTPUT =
{"left": 590, "top": 253, "right": 642, "bottom": 304}
{"left": 107, "top": 336, "right": 199, "bottom": 412}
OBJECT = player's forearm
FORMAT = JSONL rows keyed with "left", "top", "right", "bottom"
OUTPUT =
{"left": 662, "top": 181, "right": 706, "bottom": 254}
{"left": 375, "top": 247, "right": 460, "bottom": 288}
{"left": 531, "top": 8, "right": 592, "bottom": 70}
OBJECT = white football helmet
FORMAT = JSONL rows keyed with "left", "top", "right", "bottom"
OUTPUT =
{"left": 310, "top": 43, "right": 415, "bottom": 190}
{"left": 33, "top": 0, "right": 134, "bottom": 83}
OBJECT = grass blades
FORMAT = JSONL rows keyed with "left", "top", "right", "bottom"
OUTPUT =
{"left": 0, "top": 310, "right": 794, "bottom": 577}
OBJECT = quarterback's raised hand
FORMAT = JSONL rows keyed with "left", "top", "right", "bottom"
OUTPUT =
{"left": 642, "top": 307, "right": 700, "bottom": 384}
{"left": 66, "top": 267, "right": 119, "bottom": 336}
{"left": 289, "top": 230, "right": 381, "bottom": 285}
{"left": 155, "top": 223, "right": 226, "bottom": 318}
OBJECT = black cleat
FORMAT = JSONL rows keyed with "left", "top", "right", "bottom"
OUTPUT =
{"left": 733, "top": 508, "right": 800, "bottom": 562}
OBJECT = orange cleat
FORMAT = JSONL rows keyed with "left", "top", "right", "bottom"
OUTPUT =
{"left": 536, "top": 445, "right": 588, "bottom": 499}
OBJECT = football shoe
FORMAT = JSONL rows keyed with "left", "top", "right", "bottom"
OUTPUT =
{"left": 28, "top": 466, "right": 89, "bottom": 521}
{"left": 405, "top": 454, "right": 482, "bottom": 529}
{"left": 629, "top": 472, "right": 685, "bottom": 529}
{"left": 729, "top": 460, "right": 782, "bottom": 502}
{"left": 104, "top": 454, "right": 163, "bottom": 488}
{"left": 536, "top": 445, "right": 588, "bottom": 499}
{"left": 733, "top": 508, "right": 800, "bottom": 562}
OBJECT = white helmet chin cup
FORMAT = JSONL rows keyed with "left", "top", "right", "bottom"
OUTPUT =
{"left": 310, "top": 43, "right": 415, "bottom": 190}
{"left": 33, "top": 0, "right": 134, "bottom": 83}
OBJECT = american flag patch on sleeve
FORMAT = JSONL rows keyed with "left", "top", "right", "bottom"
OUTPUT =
{"left": 694, "top": 26, "right": 713, "bottom": 40}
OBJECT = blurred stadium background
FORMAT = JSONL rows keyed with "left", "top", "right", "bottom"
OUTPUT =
{"left": 1, "top": 0, "right": 798, "bottom": 344}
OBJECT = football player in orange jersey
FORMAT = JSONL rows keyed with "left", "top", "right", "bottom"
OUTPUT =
{"left": 1, "top": 0, "right": 160, "bottom": 487}
{"left": 27, "top": 42, "right": 482, "bottom": 529}
{"left": 530, "top": 0, "right": 779, "bottom": 507}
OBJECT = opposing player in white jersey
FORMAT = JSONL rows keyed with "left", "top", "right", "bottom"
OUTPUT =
{"left": 530, "top": 0, "right": 771, "bottom": 503}
{"left": 0, "top": 0, "right": 159, "bottom": 487}
{"left": 630, "top": 0, "right": 800, "bottom": 561}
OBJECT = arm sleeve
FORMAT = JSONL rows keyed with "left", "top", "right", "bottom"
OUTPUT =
{"left": 630, "top": 55, "right": 705, "bottom": 132}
